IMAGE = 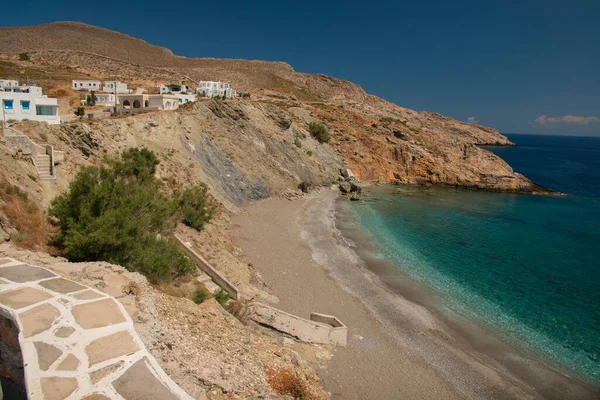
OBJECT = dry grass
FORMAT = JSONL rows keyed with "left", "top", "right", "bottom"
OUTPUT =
{"left": 0, "top": 181, "right": 57, "bottom": 252}
{"left": 266, "top": 367, "right": 315, "bottom": 400}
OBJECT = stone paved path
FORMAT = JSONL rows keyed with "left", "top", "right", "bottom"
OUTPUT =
{"left": 0, "top": 257, "right": 193, "bottom": 400}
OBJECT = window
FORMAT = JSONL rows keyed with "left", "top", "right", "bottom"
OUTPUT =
{"left": 21, "top": 100, "right": 30, "bottom": 111}
{"left": 3, "top": 100, "right": 13, "bottom": 110}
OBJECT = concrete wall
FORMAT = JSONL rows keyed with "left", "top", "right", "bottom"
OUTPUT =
{"left": 173, "top": 235, "right": 240, "bottom": 300}
{"left": 4, "top": 134, "right": 44, "bottom": 159}
{"left": 249, "top": 303, "right": 347, "bottom": 346}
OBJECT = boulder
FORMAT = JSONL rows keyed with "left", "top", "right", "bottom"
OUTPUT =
{"left": 338, "top": 182, "right": 351, "bottom": 194}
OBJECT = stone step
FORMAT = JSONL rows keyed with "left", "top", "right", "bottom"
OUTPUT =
{"left": 196, "top": 272, "right": 213, "bottom": 284}
{"left": 204, "top": 280, "right": 220, "bottom": 294}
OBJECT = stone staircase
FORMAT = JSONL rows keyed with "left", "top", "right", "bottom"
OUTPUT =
{"left": 3, "top": 127, "right": 61, "bottom": 182}
{"left": 34, "top": 153, "right": 54, "bottom": 180}
{"left": 196, "top": 271, "right": 220, "bottom": 293}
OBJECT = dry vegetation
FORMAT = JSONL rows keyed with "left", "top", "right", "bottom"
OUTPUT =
{"left": 0, "top": 181, "right": 56, "bottom": 253}
{"left": 266, "top": 367, "right": 324, "bottom": 400}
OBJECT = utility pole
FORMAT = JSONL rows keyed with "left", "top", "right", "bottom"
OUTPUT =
{"left": 1, "top": 102, "right": 6, "bottom": 136}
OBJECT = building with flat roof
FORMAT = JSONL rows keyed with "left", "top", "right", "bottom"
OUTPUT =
{"left": 81, "top": 93, "right": 118, "bottom": 107}
{"left": 197, "top": 81, "right": 234, "bottom": 98}
{"left": 0, "top": 79, "right": 19, "bottom": 90}
{"left": 72, "top": 80, "right": 102, "bottom": 91}
{"left": 117, "top": 94, "right": 179, "bottom": 113}
{"left": 103, "top": 81, "right": 130, "bottom": 94}
{"left": 1, "top": 82, "right": 60, "bottom": 125}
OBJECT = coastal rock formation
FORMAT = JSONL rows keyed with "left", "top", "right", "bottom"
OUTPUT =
{"left": 0, "top": 22, "right": 546, "bottom": 193}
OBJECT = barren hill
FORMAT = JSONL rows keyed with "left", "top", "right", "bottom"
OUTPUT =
{"left": 0, "top": 22, "right": 368, "bottom": 101}
{"left": 0, "top": 21, "right": 547, "bottom": 194}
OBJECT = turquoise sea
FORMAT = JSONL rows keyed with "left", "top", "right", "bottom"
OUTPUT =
{"left": 343, "top": 134, "right": 600, "bottom": 386}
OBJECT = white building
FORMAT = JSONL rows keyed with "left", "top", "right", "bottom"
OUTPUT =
{"left": 197, "top": 81, "right": 234, "bottom": 98}
{"left": 72, "top": 80, "right": 102, "bottom": 91}
{"left": 81, "top": 93, "right": 118, "bottom": 107}
{"left": 117, "top": 94, "right": 179, "bottom": 112}
{"left": 160, "top": 84, "right": 194, "bottom": 95}
{"left": 0, "top": 79, "right": 19, "bottom": 90}
{"left": 102, "top": 81, "right": 130, "bottom": 94}
{"left": 175, "top": 93, "right": 196, "bottom": 105}
{"left": 1, "top": 82, "right": 60, "bottom": 125}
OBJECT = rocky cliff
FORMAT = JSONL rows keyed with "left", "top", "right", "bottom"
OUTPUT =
{"left": 0, "top": 22, "right": 546, "bottom": 194}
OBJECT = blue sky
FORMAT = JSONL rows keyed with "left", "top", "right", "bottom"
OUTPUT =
{"left": 2, "top": 1, "right": 599, "bottom": 136}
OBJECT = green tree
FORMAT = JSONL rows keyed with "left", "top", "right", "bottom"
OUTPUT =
{"left": 74, "top": 106, "right": 85, "bottom": 119}
{"left": 49, "top": 148, "right": 198, "bottom": 282}
{"left": 18, "top": 52, "right": 29, "bottom": 61}
{"left": 177, "top": 184, "right": 215, "bottom": 232}
{"left": 87, "top": 91, "right": 97, "bottom": 106}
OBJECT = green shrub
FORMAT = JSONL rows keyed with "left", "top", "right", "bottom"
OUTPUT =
{"left": 213, "top": 288, "right": 230, "bottom": 305}
{"left": 379, "top": 117, "right": 395, "bottom": 124}
{"left": 298, "top": 181, "right": 311, "bottom": 193}
{"left": 74, "top": 106, "right": 85, "bottom": 119}
{"left": 49, "top": 148, "right": 196, "bottom": 282}
{"left": 294, "top": 138, "right": 302, "bottom": 148}
{"left": 393, "top": 130, "right": 403, "bottom": 139}
{"left": 306, "top": 150, "right": 313, "bottom": 156}
{"left": 18, "top": 52, "right": 29, "bottom": 61}
{"left": 308, "top": 122, "right": 330, "bottom": 143}
{"left": 177, "top": 184, "right": 215, "bottom": 232}
{"left": 371, "top": 123, "right": 378, "bottom": 128}
{"left": 193, "top": 287, "right": 211, "bottom": 304}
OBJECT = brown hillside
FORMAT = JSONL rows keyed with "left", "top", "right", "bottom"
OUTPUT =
{"left": 0, "top": 22, "right": 367, "bottom": 101}
{"left": 0, "top": 21, "right": 547, "bottom": 193}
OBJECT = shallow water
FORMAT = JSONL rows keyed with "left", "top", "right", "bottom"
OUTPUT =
{"left": 343, "top": 134, "right": 600, "bottom": 386}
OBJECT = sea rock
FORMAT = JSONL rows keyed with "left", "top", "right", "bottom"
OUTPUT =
{"left": 349, "top": 180, "right": 362, "bottom": 193}
{"left": 339, "top": 182, "right": 351, "bottom": 193}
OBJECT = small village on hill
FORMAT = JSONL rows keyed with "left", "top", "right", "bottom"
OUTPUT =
{"left": 1, "top": 66, "right": 249, "bottom": 126}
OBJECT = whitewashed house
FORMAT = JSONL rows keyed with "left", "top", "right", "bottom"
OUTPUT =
{"left": 72, "top": 80, "right": 101, "bottom": 91}
{"left": 0, "top": 79, "right": 19, "bottom": 90}
{"left": 197, "top": 81, "right": 234, "bottom": 98}
{"left": 117, "top": 94, "right": 179, "bottom": 112}
{"left": 175, "top": 93, "right": 196, "bottom": 105}
{"left": 102, "top": 81, "right": 130, "bottom": 94}
{"left": 0, "top": 82, "right": 60, "bottom": 125}
{"left": 160, "top": 84, "right": 194, "bottom": 94}
{"left": 81, "top": 93, "right": 118, "bottom": 107}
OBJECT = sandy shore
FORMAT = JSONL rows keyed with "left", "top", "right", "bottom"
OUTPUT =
{"left": 231, "top": 189, "right": 599, "bottom": 400}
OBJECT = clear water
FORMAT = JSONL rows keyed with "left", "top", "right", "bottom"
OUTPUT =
{"left": 344, "top": 134, "right": 600, "bottom": 386}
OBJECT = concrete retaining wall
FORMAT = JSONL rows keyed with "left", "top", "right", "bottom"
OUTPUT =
{"left": 174, "top": 235, "right": 240, "bottom": 300}
{"left": 4, "top": 134, "right": 44, "bottom": 159}
{"left": 249, "top": 302, "right": 347, "bottom": 346}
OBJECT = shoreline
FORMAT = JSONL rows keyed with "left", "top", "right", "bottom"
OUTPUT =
{"left": 334, "top": 191, "right": 600, "bottom": 396}
{"left": 232, "top": 189, "right": 599, "bottom": 399}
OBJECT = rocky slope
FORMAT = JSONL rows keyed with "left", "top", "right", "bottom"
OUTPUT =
{"left": 0, "top": 22, "right": 546, "bottom": 193}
